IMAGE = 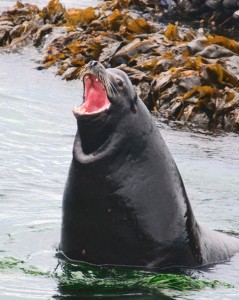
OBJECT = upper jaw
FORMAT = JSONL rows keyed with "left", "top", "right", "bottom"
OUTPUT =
{"left": 73, "top": 72, "right": 111, "bottom": 119}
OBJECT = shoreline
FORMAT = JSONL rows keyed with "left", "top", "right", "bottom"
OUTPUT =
{"left": 0, "top": 0, "right": 239, "bottom": 133}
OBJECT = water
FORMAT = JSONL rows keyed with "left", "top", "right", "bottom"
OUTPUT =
{"left": 0, "top": 0, "right": 99, "bottom": 12}
{"left": 0, "top": 1, "right": 239, "bottom": 299}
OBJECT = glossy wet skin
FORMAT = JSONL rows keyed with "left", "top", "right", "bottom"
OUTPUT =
{"left": 60, "top": 61, "right": 239, "bottom": 269}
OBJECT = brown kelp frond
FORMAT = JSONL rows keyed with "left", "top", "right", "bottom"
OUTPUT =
{"left": 1, "top": 0, "right": 239, "bottom": 132}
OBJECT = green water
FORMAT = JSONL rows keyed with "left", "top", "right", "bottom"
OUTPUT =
{"left": 0, "top": 256, "right": 233, "bottom": 299}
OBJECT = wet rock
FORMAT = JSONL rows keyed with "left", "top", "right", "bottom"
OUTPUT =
{"left": 99, "top": 41, "right": 123, "bottom": 63}
{"left": 40, "top": 0, "right": 65, "bottom": 24}
{"left": 196, "top": 44, "right": 236, "bottom": 58}
{"left": 179, "top": 75, "right": 203, "bottom": 91}
{"left": 34, "top": 24, "right": 53, "bottom": 47}
{"left": 110, "top": 38, "right": 159, "bottom": 67}
{"left": 0, "top": 21, "right": 14, "bottom": 27}
{"left": 232, "top": 9, "right": 239, "bottom": 18}
{"left": 187, "top": 37, "right": 208, "bottom": 54}
{"left": 62, "top": 66, "right": 80, "bottom": 80}
{"left": 156, "top": 0, "right": 239, "bottom": 30}
{"left": 222, "top": 55, "right": 239, "bottom": 75}
{"left": 1, "top": 0, "right": 239, "bottom": 133}
{"left": 205, "top": 0, "right": 221, "bottom": 10}
{"left": 0, "top": 25, "right": 12, "bottom": 46}
{"left": 10, "top": 24, "right": 25, "bottom": 40}
{"left": 223, "top": 0, "right": 239, "bottom": 8}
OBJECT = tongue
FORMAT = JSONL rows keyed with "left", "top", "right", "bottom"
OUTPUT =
{"left": 81, "top": 74, "right": 110, "bottom": 114}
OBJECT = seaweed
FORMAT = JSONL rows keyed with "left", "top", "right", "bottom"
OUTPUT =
{"left": 0, "top": 256, "right": 232, "bottom": 296}
{"left": 1, "top": 0, "right": 239, "bottom": 132}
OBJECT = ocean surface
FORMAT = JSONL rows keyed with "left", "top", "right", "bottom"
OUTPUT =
{"left": 0, "top": 0, "right": 239, "bottom": 299}
{"left": 0, "top": 0, "right": 100, "bottom": 12}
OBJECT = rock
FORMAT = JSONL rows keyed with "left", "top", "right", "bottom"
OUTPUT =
{"left": 197, "top": 44, "right": 236, "bottom": 58}
{"left": 223, "top": 0, "right": 239, "bottom": 8}
{"left": 0, "top": 25, "right": 12, "bottom": 46}
{"left": 34, "top": 24, "right": 53, "bottom": 47}
{"left": 1, "top": 0, "right": 239, "bottom": 132}
{"left": 232, "top": 9, "right": 239, "bottom": 18}
{"left": 0, "top": 21, "right": 14, "bottom": 27}
{"left": 205, "top": 0, "right": 221, "bottom": 9}
{"left": 10, "top": 24, "right": 24, "bottom": 40}
{"left": 187, "top": 37, "right": 208, "bottom": 54}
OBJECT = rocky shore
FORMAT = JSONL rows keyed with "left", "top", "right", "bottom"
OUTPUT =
{"left": 1, "top": 0, "right": 239, "bottom": 132}
{"left": 158, "top": 0, "right": 239, "bottom": 29}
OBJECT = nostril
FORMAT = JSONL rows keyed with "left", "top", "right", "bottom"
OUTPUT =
{"left": 89, "top": 61, "right": 98, "bottom": 68}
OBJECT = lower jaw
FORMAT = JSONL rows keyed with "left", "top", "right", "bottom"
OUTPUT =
{"left": 73, "top": 105, "right": 111, "bottom": 119}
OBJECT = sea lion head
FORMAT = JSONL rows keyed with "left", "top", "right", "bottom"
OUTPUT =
{"left": 73, "top": 61, "right": 138, "bottom": 120}
{"left": 72, "top": 61, "right": 139, "bottom": 157}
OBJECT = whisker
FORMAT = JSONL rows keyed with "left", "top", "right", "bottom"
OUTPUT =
{"left": 99, "top": 72, "right": 115, "bottom": 97}
{"left": 80, "top": 62, "right": 119, "bottom": 99}
{"left": 79, "top": 66, "right": 87, "bottom": 79}
{"left": 108, "top": 78, "right": 119, "bottom": 96}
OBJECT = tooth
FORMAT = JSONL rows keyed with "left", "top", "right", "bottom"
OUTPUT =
{"left": 85, "top": 76, "right": 89, "bottom": 79}
{"left": 95, "top": 78, "right": 98, "bottom": 81}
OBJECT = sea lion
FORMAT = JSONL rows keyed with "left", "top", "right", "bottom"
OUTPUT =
{"left": 60, "top": 60, "right": 239, "bottom": 269}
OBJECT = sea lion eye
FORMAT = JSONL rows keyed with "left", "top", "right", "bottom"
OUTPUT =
{"left": 116, "top": 78, "right": 123, "bottom": 87}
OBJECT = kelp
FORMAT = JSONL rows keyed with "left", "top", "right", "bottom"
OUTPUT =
{"left": 183, "top": 86, "right": 217, "bottom": 101}
{"left": 125, "top": 17, "right": 152, "bottom": 34}
{"left": 58, "top": 269, "right": 231, "bottom": 295}
{"left": 164, "top": 23, "right": 180, "bottom": 41}
{"left": 106, "top": 0, "right": 149, "bottom": 10}
{"left": 0, "top": 256, "right": 50, "bottom": 276}
{"left": 107, "top": 9, "right": 124, "bottom": 32}
{"left": 0, "top": 256, "right": 233, "bottom": 296}
{"left": 106, "top": 9, "right": 152, "bottom": 34}
{"left": 1, "top": 0, "right": 239, "bottom": 132}
{"left": 203, "top": 64, "right": 239, "bottom": 87}
{"left": 65, "top": 7, "right": 97, "bottom": 27}
{"left": 205, "top": 35, "right": 239, "bottom": 55}
{"left": 111, "top": 0, "right": 131, "bottom": 9}
{"left": 39, "top": 0, "right": 66, "bottom": 24}
{"left": 110, "top": 38, "right": 158, "bottom": 67}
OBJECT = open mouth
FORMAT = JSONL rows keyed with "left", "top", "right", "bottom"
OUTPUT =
{"left": 74, "top": 74, "right": 111, "bottom": 116}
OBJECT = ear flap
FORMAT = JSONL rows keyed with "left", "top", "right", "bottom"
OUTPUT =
{"left": 130, "top": 94, "right": 138, "bottom": 113}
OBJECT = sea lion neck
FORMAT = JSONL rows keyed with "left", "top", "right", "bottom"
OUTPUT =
{"left": 76, "top": 113, "right": 116, "bottom": 155}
